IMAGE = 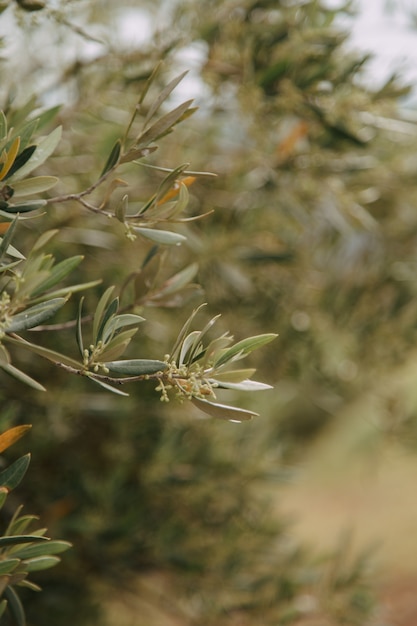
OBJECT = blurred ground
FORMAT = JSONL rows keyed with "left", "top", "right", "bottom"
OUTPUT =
{"left": 279, "top": 438, "right": 417, "bottom": 626}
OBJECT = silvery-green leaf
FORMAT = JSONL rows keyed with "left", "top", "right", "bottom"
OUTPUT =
{"left": 9, "top": 126, "right": 62, "bottom": 181}
{"left": 11, "top": 176, "right": 58, "bottom": 197}
{"left": 210, "top": 378, "right": 273, "bottom": 391}
{"left": 100, "top": 139, "right": 121, "bottom": 177}
{"left": 133, "top": 227, "right": 186, "bottom": 245}
{"left": 105, "top": 359, "right": 167, "bottom": 375}
{"left": 214, "top": 333, "right": 278, "bottom": 368}
{"left": 191, "top": 397, "right": 258, "bottom": 422}
{"left": 208, "top": 368, "right": 256, "bottom": 383}
{"left": 0, "top": 361, "right": 45, "bottom": 391}
{"left": 1, "top": 199, "right": 47, "bottom": 213}
{"left": 30, "top": 255, "right": 84, "bottom": 297}
{"left": 24, "top": 555, "right": 61, "bottom": 572}
{"left": 6, "top": 297, "right": 67, "bottom": 332}
{"left": 93, "top": 286, "right": 115, "bottom": 344}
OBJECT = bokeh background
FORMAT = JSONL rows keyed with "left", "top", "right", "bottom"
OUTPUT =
{"left": 2, "top": 1, "right": 417, "bottom": 624}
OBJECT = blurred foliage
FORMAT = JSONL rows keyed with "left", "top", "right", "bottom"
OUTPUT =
{"left": 2, "top": 0, "right": 417, "bottom": 624}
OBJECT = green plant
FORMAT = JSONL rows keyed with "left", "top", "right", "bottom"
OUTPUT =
{"left": 0, "top": 425, "right": 70, "bottom": 625}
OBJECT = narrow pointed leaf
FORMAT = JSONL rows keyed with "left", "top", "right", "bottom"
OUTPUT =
{"left": 93, "top": 286, "right": 115, "bottom": 344}
{"left": 30, "top": 255, "right": 83, "bottom": 297}
{"left": 3, "top": 585, "right": 25, "bottom": 626}
{"left": 11, "top": 176, "right": 58, "bottom": 197}
{"left": 0, "top": 136, "right": 20, "bottom": 181}
{"left": 97, "top": 297, "right": 119, "bottom": 343}
{"left": 0, "top": 111, "right": 7, "bottom": 141}
{"left": 98, "top": 327, "right": 137, "bottom": 357}
{"left": 9, "top": 126, "right": 62, "bottom": 181}
{"left": 209, "top": 369, "right": 256, "bottom": 383}
{"left": 1, "top": 199, "right": 46, "bottom": 214}
{"left": 0, "top": 454, "right": 31, "bottom": 490}
{"left": 105, "top": 359, "right": 168, "bottom": 376}
{"left": 144, "top": 71, "right": 189, "bottom": 127}
{"left": 0, "top": 426, "right": 31, "bottom": 454}
{"left": 5, "top": 335, "right": 82, "bottom": 369}
{"left": 4, "top": 144, "right": 36, "bottom": 179}
{"left": 13, "top": 540, "right": 71, "bottom": 560}
{"left": 76, "top": 296, "right": 84, "bottom": 359}
{"left": 24, "top": 556, "right": 61, "bottom": 572}
{"left": 0, "top": 215, "right": 19, "bottom": 258}
{"left": 211, "top": 378, "right": 273, "bottom": 391}
{"left": 133, "top": 227, "right": 186, "bottom": 245}
{"left": 0, "top": 362, "right": 45, "bottom": 391}
{"left": 136, "top": 100, "right": 194, "bottom": 148}
{"left": 7, "top": 297, "right": 67, "bottom": 332}
{"left": 191, "top": 397, "right": 258, "bottom": 422}
{"left": 29, "top": 279, "right": 102, "bottom": 304}
{"left": 214, "top": 333, "right": 278, "bottom": 368}
{"left": 170, "top": 303, "right": 207, "bottom": 362}
{"left": 100, "top": 139, "right": 121, "bottom": 177}
{"left": 0, "top": 535, "right": 49, "bottom": 547}
{"left": 0, "top": 559, "right": 20, "bottom": 575}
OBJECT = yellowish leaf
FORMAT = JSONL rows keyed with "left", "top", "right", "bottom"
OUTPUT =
{"left": 0, "top": 137, "right": 21, "bottom": 181}
{"left": 0, "top": 425, "right": 32, "bottom": 453}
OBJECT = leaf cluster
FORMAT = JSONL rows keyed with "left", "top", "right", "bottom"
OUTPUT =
{"left": 0, "top": 426, "right": 70, "bottom": 626}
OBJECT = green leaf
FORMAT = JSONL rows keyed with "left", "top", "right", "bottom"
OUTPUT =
{"left": 210, "top": 378, "right": 273, "bottom": 391}
{"left": 13, "top": 540, "right": 71, "bottom": 560}
{"left": 115, "top": 193, "right": 128, "bottom": 223}
{"left": 153, "top": 163, "right": 189, "bottom": 206}
{"left": 3, "top": 586, "right": 25, "bottom": 626}
{"left": 0, "top": 559, "right": 20, "bottom": 575}
{"left": 0, "top": 454, "right": 30, "bottom": 490}
{"left": 30, "top": 255, "right": 84, "bottom": 297}
{"left": 100, "top": 139, "right": 121, "bottom": 177}
{"left": 98, "top": 329, "right": 137, "bottom": 362}
{"left": 6, "top": 512, "right": 40, "bottom": 537}
{"left": 96, "top": 297, "right": 119, "bottom": 344}
{"left": 36, "top": 104, "right": 62, "bottom": 130}
{"left": 0, "top": 362, "right": 45, "bottom": 391}
{"left": 14, "top": 117, "right": 39, "bottom": 151}
{"left": 0, "top": 111, "right": 7, "bottom": 141}
{"left": 29, "top": 279, "right": 102, "bottom": 304}
{"left": 0, "top": 215, "right": 19, "bottom": 258}
{"left": 23, "top": 556, "right": 61, "bottom": 572}
{"left": 105, "top": 359, "right": 168, "bottom": 375}
{"left": 11, "top": 176, "right": 58, "bottom": 197}
{"left": 209, "top": 368, "right": 256, "bottom": 383}
{"left": 133, "top": 227, "right": 186, "bottom": 245}
{"left": 4, "top": 145, "right": 36, "bottom": 180}
{"left": 170, "top": 303, "right": 207, "bottom": 362}
{"left": 0, "top": 199, "right": 46, "bottom": 214}
{"left": 0, "top": 599, "right": 7, "bottom": 620}
{"left": 5, "top": 335, "right": 82, "bottom": 369}
{"left": 9, "top": 126, "right": 62, "bottom": 181}
{"left": 136, "top": 100, "right": 194, "bottom": 148}
{"left": 6, "top": 297, "right": 67, "bottom": 332}
{"left": 93, "top": 286, "right": 115, "bottom": 344}
{"left": 0, "top": 535, "right": 49, "bottom": 547}
{"left": 144, "top": 71, "right": 189, "bottom": 127}
{"left": 214, "top": 333, "right": 278, "bottom": 368}
{"left": 32, "top": 229, "right": 58, "bottom": 252}
{"left": 100, "top": 315, "right": 144, "bottom": 345}
{"left": 76, "top": 296, "right": 84, "bottom": 359}
{"left": 191, "top": 397, "right": 258, "bottom": 422}
{"left": 119, "top": 145, "right": 157, "bottom": 164}
{"left": 0, "top": 487, "right": 8, "bottom": 510}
